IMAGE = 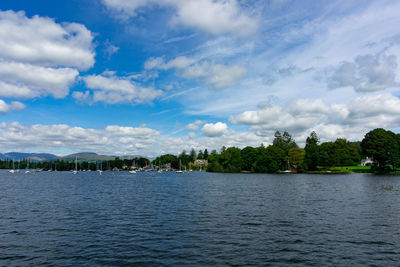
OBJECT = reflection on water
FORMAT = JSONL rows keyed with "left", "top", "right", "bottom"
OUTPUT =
{"left": 0, "top": 171, "right": 399, "bottom": 265}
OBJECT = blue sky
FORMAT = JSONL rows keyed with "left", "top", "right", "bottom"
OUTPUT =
{"left": 0, "top": 0, "right": 400, "bottom": 156}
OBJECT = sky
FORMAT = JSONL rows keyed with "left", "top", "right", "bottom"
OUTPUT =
{"left": 0, "top": 0, "right": 400, "bottom": 157}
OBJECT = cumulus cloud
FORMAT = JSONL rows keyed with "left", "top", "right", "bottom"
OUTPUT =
{"left": 328, "top": 54, "right": 398, "bottom": 92}
{"left": 185, "top": 120, "right": 204, "bottom": 131}
{"left": 102, "top": 0, "right": 258, "bottom": 36}
{"left": 0, "top": 61, "right": 78, "bottom": 99}
{"left": 0, "top": 100, "right": 26, "bottom": 114}
{"left": 145, "top": 56, "right": 246, "bottom": 89}
{"left": 230, "top": 94, "right": 400, "bottom": 143}
{"left": 0, "top": 10, "right": 95, "bottom": 101}
{"left": 0, "top": 10, "right": 95, "bottom": 69}
{"left": 0, "top": 122, "right": 160, "bottom": 156}
{"left": 201, "top": 122, "right": 228, "bottom": 137}
{"left": 78, "top": 71, "right": 163, "bottom": 104}
{"left": 0, "top": 121, "right": 270, "bottom": 157}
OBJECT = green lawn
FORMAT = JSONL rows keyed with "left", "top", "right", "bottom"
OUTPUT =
{"left": 328, "top": 166, "right": 371, "bottom": 173}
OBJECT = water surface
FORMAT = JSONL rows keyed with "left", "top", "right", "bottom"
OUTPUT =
{"left": 1, "top": 171, "right": 399, "bottom": 266}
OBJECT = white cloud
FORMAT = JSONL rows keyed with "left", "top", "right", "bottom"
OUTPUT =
{"left": 230, "top": 94, "right": 400, "bottom": 144}
{"left": 145, "top": 56, "right": 197, "bottom": 70}
{"left": 102, "top": 0, "right": 258, "bottom": 36}
{"left": 145, "top": 56, "right": 246, "bottom": 89}
{"left": 0, "top": 100, "right": 26, "bottom": 114}
{"left": 104, "top": 41, "right": 120, "bottom": 59}
{"left": 201, "top": 122, "right": 228, "bottom": 137}
{"left": 0, "top": 61, "right": 78, "bottom": 99}
{"left": 328, "top": 54, "right": 398, "bottom": 92}
{"left": 185, "top": 120, "right": 204, "bottom": 131}
{"left": 0, "top": 122, "right": 160, "bottom": 156}
{"left": 0, "top": 121, "right": 269, "bottom": 157}
{"left": 79, "top": 72, "right": 163, "bottom": 104}
{"left": 0, "top": 10, "right": 95, "bottom": 102}
{"left": 169, "top": 0, "right": 258, "bottom": 37}
{"left": 0, "top": 10, "right": 95, "bottom": 70}
{"left": 182, "top": 61, "right": 247, "bottom": 89}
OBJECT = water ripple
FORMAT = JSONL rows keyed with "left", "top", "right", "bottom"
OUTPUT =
{"left": 1, "top": 171, "right": 400, "bottom": 265}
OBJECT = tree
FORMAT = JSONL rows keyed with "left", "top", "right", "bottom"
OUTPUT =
{"left": 189, "top": 148, "right": 197, "bottom": 162}
{"left": 197, "top": 150, "right": 204, "bottom": 160}
{"left": 219, "top": 147, "right": 242, "bottom": 172}
{"left": 288, "top": 147, "right": 306, "bottom": 171}
{"left": 253, "top": 145, "right": 284, "bottom": 173}
{"left": 361, "top": 128, "right": 400, "bottom": 170}
{"left": 153, "top": 154, "right": 178, "bottom": 169}
{"left": 241, "top": 146, "right": 258, "bottom": 171}
{"left": 203, "top": 149, "right": 209, "bottom": 160}
{"left": 304, "top": 131, "right": 320, "bottom": 171}
{"left": 179, "top": 150, "right": 191, "bottom": 168}
{"left": 273, "top": 131, "right": 297, "bottom": 153}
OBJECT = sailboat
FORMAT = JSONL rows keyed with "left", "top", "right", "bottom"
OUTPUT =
{"left": 282, "top": 159, "right": 291, "bottom": 173}
{"left": 73, "top": 156, "right": 78, "bottom": 174}
{"left": 25, "top": 160, "right": 30, "bottom": 174}
{"left": 9, "top": 160, "right": 15, "bottom": 173}
{"left": 16, "top": 160, "right": 20, "bottom": 173}
{"left": 176, "top": 159, "right": 183, "bottom": 173}
{"left": 98, "top": 161, "right": 103, "bottom": 175}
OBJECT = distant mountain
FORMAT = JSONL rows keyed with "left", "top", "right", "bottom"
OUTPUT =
{"left": 74, "top": 152, "right": 98, "bottom": 155}
{"left": 62, "top": 153, "right": 115, "bottom": 162}
{"left": 0, "top": 152, "right": 149, "bottom": 162}
{"left": 119, "top": 155, "right": 146, "bottom": 160}
{"left": 3, "top": 152, "right": 58, "bottom": 161}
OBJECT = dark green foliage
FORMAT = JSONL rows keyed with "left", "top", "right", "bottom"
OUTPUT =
{"left": 0, "top": 156, "right": 151, "bottom": 171}
{"left": 189, "top": 148, "right": 197, "bottom": 162}
{"left": 240, "top": 146, "right": 258, "bottom": 171}
{"left": 153, "top": 154, "right": 178, "bottom": 169}
{"left": 273, "top": 131, "right": 298, "bottom": 153}
{"left": 203, "top": 149, "right": 209, "bottom": 160}
{"left": 319, "top": 139, "right": 361, "bottom": 167}
{"left": 288, "top": 147, "right": 306, "bottom": 171}
{"left": 361, "top": 128, "right": 400, "bottom": 170}
{"left": 304, "top": 131, "right": 320, "bottom": 171}
{"left": 219, "top": 147, "right": 242, "bottom": 172}
{"left": 178, "top": 150, "right": 191, "bottom": 168}
{"left": 253, "top": 145, "right": 284, "bottom": 173}
{"left": 197, "top": 150, "right": 204, "bottom": 160}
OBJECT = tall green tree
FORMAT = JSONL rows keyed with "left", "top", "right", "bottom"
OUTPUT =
{"left": 203, "top": 149, "right": 209, "bottom": 160}
{"left": 253, "top": 145, "right": 284, "bottom": 173}
{"left": 288, "top": 147, "right": 306, "bottom": 171}
{"left": 189, "top": 148, "right": 197, "bottom": 162}
{"left": 361, "top": 128, "right": 400, "bottom": 170}
{"left": 304, "top": 131, "right": 320, "bottom": 171}
{"left": 240, "top": 146, "right": 258, "bottom": 171}
{"left": 219, "top": 147, "right": 242, "bottom": 172}
{"left": 273, "top": 131, "right": 297, "bottom": 153}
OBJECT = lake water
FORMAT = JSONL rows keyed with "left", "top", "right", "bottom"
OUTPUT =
{"left": 1, "top": 170, "right": 399, "bottom": 266}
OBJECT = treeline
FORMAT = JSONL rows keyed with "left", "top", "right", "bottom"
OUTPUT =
{"left": 0, "top": 157, "right": 150, "bottom": 171}
{"left": 207, "top": 128, "right": 400, "bottom": 173}
{"left": 207, "top": 131, "right": 361, "bottom": 173}
{"left": 152, "top": 148, "right": 209, "bottom": 170}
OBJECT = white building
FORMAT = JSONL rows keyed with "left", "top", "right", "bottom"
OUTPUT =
{"left": 361, "top": 157, "right": 374, "bottom": 166}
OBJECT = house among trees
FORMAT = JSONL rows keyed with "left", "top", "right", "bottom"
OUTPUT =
{"left": 194, "top": 159, "right": 208, "bottom": 167}
{"left": 361, "top": 157, "right": 374, "bottom": 166}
